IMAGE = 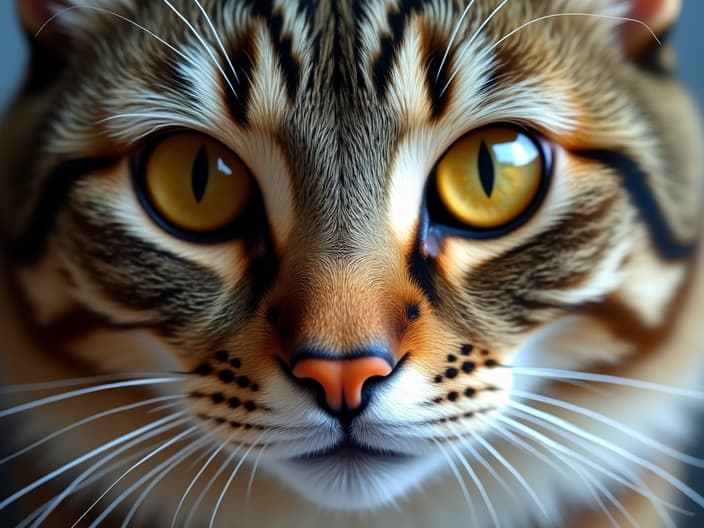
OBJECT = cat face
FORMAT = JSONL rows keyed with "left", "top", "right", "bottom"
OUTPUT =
{"left": 1, "top": 0, "right": 700, "bottom": 515}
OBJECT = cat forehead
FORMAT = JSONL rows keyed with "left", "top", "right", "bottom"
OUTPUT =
{"left": 54, "top": 0, "right": 594, "bottom": 171}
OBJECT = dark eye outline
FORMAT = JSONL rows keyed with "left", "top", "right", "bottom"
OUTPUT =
{"left": 131, "top": 131, "right": 266, "bottom": 244}
{"left": 423, "top": 123, "right": 553, "bottom": 240}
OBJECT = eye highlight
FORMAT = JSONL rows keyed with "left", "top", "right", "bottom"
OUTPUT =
{"left": 430, "top": 126, "right": 549, "bottom": 236}
{"left": 137, "top": 133, "right": 253, "bottom": 237}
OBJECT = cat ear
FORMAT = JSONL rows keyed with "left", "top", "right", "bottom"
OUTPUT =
{"left": 16, "top": 0, "right": 64, "bottom": 43}
{"left": 620, "top": 0, "right": 681, "bottom": 57}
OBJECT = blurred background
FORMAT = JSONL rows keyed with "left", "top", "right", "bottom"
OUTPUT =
{"left": 0, "top": 1, "right": 702, "bottom": 526}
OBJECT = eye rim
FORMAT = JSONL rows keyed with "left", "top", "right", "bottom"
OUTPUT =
{"left": 131, "top": 130, "right": 265, "bottom": 244}
{"left": 424, "top": 123, "right": 553, "bottom": 241}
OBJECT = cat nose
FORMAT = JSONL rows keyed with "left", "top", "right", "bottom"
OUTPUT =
{"left": 291, "top": 347, "right": 395, "bottom": 414}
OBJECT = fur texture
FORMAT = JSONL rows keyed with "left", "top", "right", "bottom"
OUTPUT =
{"left": 0, "top": 1, "right": 702, "bottom": 526}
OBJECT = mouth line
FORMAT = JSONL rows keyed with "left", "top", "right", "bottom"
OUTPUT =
{"left": 294, "top": 439, "right": 411, "bottom": 461}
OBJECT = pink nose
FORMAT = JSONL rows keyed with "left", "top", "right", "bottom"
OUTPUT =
{"left": 292, "top": 357, "right": 393, "bottom": 411}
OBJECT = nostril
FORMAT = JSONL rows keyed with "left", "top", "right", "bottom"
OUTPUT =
{"left": 289, "top": 346, "right": 396, "bottom": 415}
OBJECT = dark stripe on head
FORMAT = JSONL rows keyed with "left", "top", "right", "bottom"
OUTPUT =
{"left": 421, "top": 23, "right": 452, "bottom": 119}
{"left": 372, "top": 0, "right": 433, "bottom": 99}
{"left": 239, "top": 1, "right": 301, "bottom": 102}
{"left": 6, "top": 157, "right": 119, "bottom": 263}
{"left": 576, "top": 149, "right": 699, "bottom": 260}
{"left": 224, "top": 33, "right": 255, "bottom": 127}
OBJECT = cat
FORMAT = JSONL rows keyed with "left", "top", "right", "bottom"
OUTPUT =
{"left": 0, "top": 0, "right": 702, "bottom": 526}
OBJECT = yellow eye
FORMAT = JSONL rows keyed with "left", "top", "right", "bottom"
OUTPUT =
{"left": 434, "top": 127, "right": 546, "bottom": 231}
{"left": 140, "top": 133, "right": 253, "bottom": 235}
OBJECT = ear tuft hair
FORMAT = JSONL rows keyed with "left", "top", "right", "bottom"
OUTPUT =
{"left": 16, "top": 0, "right": 135, "bottom": 47}
{"left": 620, "top": 0, "right": 681, "bottom": 57}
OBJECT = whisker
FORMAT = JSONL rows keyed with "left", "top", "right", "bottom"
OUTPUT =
{"left": 488, "top": 12, "right": 660, "bottom": 56}
{"left": 209, "top": 430, "right": 269, "bottom": 528}
{"left": 512, "top": 389, "right": 704, "bottom": 468}
{"left": 444, "top": 434, "right": 501, "bottom": 527}
{"left": 1, "top": 395, "right": 181, "bottom": 466}
{"left": 469, "top": 427, "right": 548, "bottom": 518}
{"left": 26, "top": 419, "right": 190, "bottom": 528}
{"left": 184, "top": 440, "right": 245, "bottom": 527}
{"left": 430, "top": 437, "right": 477, "bottom": 526}
{"left": 442, "top": 0, "right": 510, "bottom": 97}
{"left": 187, "top": 442, "right": 219, "bottom": 471}
{"left": 148, "top": 400, "right": 186, "bottom": 414}
{"left": 192, "top": 0, "right": 240, "bottom": 83}
{"left": 17, "top": 444, "right": 159, "bottom": 528}
{"left": 435, "top": 0, "right": 478, "bottom": 83}
{"left": 246, "top": 441, "right": 269, "bottom": 502}
{"left": 35, "top": 5, "right": 197, "bottom": 68}
{"left": 527, "top": 412, "right": 680, "bottom": 528}
{"left": 485, "top": 417, "right": 622, "bottom": 528}
{"left": 480, "top": 416, "right": 570, "bottom": 479}
{"left": 496, "top": 414, "right": 678, "bottom": 512}
{"left": 114, "top": 436, "right": 211, "bottom": 528}
{"left": 171, "top": 431, "right": 235, "bottom": 528}
{"left": 71, "top": 424, "right": 200, "bottom": 527}
{"left": 507, "top": 410, "right": 679, "bottom": 528}
{"left": 0, "top": 373, "right": 184, "bottom": 394}
{"left": 506, "top": 366, "right": 704, "bottom": 399}
{"left": 0, "top": 378, "right": 183, "bottom": 419}
{"left": 98, "top": 112, "right": 187, "bottom": 124}
{"left": 0, "top": 412, "right": 186, "bottom": 513}
{"left": 506, "top": 403, "right": 704, "bottom": 509}
{"left": 160, "top": 0, "right": 239, "bottom": 100}
{"left": 445, "top": 422, "right": 513, "bottom": 496}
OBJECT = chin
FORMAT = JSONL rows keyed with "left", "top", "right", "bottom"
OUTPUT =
{"left": 263, "top": 448, "right": 444, "bottom": 511}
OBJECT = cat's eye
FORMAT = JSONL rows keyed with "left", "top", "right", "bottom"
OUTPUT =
{"left": 137, "top": 133, "right": 253, "bottom": 237}
{"left": 429, "top": 126, "right": 549, "bottom": 237}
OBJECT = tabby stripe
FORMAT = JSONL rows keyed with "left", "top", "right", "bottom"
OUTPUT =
{"left": 223, "top": 32, "right": 255, "bottom": 126}
{"left": 421, "top": 23, "right": 453, "bottom": 119}
{"left": 6, "top": 157, "right": 119, "bottom": 263}
{"left": 239, "top": 0, "right": 301, "bottom": 101}
{"left": 372, "top": 0, "right": 434, "bottom": 99}
{"left": 576, "top": 149, "right": 699, "bottom": 260}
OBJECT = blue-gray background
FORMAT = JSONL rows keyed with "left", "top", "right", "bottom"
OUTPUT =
{"left": 0, "top": 1, "right": 702, "bottom": 526}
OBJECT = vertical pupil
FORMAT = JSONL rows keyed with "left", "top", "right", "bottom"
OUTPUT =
{"left": 191, "top": 146, "right": 209, "bottom": 203}
{"left": 477, "top": 140, "right": 495, "bottom": 198}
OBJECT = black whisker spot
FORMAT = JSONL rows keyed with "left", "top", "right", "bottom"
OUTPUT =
{"left": 215, "top": 350, "right": 229, "bottom": 362}
{"left": 461, "top": 361, "right": 475, "bottom": 374}
{"left": 229, "top": 357, "right": 242, "bottom": 368}
{"left": 194, "top": 364, "right": 213, "bottom": 376}
{"left": 219, "top": 369, "right": 235, "bottom": 383}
